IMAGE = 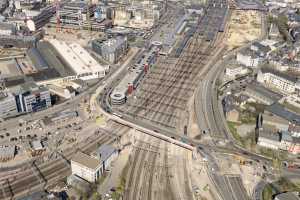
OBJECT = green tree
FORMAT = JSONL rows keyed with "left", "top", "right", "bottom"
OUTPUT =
{"left": 92, "top": 192, "right": 101, "bottom": 200}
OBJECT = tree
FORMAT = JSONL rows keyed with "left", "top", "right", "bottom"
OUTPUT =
{"left": 91, "top": 192, "right": 101, "bottom": 200}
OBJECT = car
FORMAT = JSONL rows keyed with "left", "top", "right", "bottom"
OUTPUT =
{"left": 5, "top": 133, "right": 10, "bottom": 137}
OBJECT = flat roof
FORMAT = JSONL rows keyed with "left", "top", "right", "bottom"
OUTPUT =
{"left": 261, "top": 67, "right": 298, "bottom": 83}
{"left": 37, "top": 41, "right": 74, "bottom": 77}
{"left": 93, "top": 144, "right": 117, "bottom": 163}
{"left": 246, "top": 83, "right": 283, "bottom": 101}
{"left": 266, "top": 103, "right": 300, "bottom": 125}
{"left": 0, "top": 145, "right": 15, "bottom": 158}
{"left": 30, "top": 140, "right": 44, "bottom": 151}
{"left": 72, "top": 151, "right": 101, "bottom": 170}
{"left": 49, "top": 39, "right": 105, "bottom": 75}
{"left": 69, "top": 42, "right": 104, "bottom": 73}
{"left": 9, "top": 81, "right": 48, "bottom": 95}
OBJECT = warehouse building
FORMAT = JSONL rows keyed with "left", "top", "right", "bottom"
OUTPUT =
{"left": 92, "top": 36, "right": 128, "bottom": 64}
{"left": 10, "top": 82, "right": 52, "bottom": 113}
{"left": 49, "top": 39, "right": 107, "bottom": 81}
{"left": 71, "top": 151, "right": 102, "bottom": 183}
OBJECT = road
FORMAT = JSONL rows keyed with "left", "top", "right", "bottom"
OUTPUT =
{"left": 193, "top": 11, "right": 300, "bottom": 200}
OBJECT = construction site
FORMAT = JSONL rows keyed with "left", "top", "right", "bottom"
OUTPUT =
{"left": 226, "top": 10, "right": 262, "bottom": 50}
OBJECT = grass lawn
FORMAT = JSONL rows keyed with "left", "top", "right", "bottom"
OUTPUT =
{"left": 262, "top": 184, "right": 273, "bottom": 200}
{"left": 227, "top": 121, "right": 242, "bottom": 143}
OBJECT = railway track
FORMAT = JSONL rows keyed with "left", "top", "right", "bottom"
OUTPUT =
{"left": 0, "top": 123, "right": 129, "bottom": 200}
{"left": 125, "top": 141, "right": 144, "bottom": 200}
{"left": 119, "top": 0, "right": 229, "bottom": 132}
{"left": 125, "top": 136, "right": 165, "bottom": 200}
{"left": 124, "top": 133, "right": 193, "bottom": 200}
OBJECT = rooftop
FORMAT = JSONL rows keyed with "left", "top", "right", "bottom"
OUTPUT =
{"left": 93, "top": 144, "right": 117, "bottom": 163}
{"left": 0, "top": 145, "right": 15, "bottom": 159}
{"left": 0, "top": 22, "right": 15, "bottom": 31}
{"left": 259, "top": 128, "right": 281, "bottom": 141}
{"left": 72, "top": 151, "right": 101, "bottom": 170}
{"left": 246, "top": 83, "right": 283, "bottom": 102}
{"left": 50, "top": 39, "right": 105, "bottom": 75}
{"left": 30, "top": 140, "right": 44, "bottom": 151}
{"left": 281, "top": 131, "right": 293, "bottom": 142}
{"left": 275, "top": 192, "right": 300, "bottom": 200}
{"left": 94, "top": 36, "right": 127, "bottom": 54}
{"left": 266, "top": 103, "right": 300, "bottom": 125}
{"left": 261, "top": 67, "right": 298, "bottom": 83}
{"left": 9, "top": 82, "right": 48, "bottom": 96}
{"left": 251, "top": 41, "right": 272, "bottom": 53}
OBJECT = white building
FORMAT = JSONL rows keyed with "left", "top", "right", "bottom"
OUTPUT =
{"left": 10, "top": 82, "right": 52, "bottom": 113}
{"left": 48, "top": 84, "right": 75, "bottom": 99}
{"left": 236, "top": 51, "right": 261, "bottom": 67}
{"left": 0, "top": 92, "right": 18, "bottom": 119}
{"left": 257, "top": 131, "right": 281, "bottom": 150}
{"left": 49, "top": 39, "right": 107, "bottom": 81}
{"left": 71, "top": 151, "right": 102, "bottom": 183}
{"left": 257, "top": 68, "right": 298, "bottom": 94}
{"left": 225, "top": 64, "right": 248, "bottom": 77}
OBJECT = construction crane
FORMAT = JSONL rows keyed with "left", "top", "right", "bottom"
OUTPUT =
{"left": 55, "top": 0, "right": 61, "bottom": 32}
{"left": 86, "top": 0, "right": 92, "bottom": 36}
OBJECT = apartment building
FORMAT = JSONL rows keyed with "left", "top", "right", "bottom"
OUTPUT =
{"left": 257, "top": 68, "right": 298, "bottom": 94}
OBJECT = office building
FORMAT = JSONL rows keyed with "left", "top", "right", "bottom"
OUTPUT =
{"left": 92, "top": 36, "right": 128, "bottom": 64}
{"left": 10, "top": 82, "right": 51, "bottom": 113}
